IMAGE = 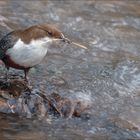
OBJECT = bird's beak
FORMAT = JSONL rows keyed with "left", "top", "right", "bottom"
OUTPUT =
{"left": 60, "top": 33, "right": 88, "bottom": 50}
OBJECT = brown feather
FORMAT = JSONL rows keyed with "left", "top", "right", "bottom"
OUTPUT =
{"left": 12, "top": 23, "right": 62, "bottom": 44}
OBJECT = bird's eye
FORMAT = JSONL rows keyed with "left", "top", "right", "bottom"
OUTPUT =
{"left": 47, "top": 31, "right": 52, "bottom": 36}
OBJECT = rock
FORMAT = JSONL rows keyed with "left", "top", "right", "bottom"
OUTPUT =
{"left": 0, "top": 97, "right": 9, "bottom": 113}
{"left": 0, "top": 82, "right": 91, "bottom": 119}
{"left": 0, "top": 79, "right": 30, "bottom": 97}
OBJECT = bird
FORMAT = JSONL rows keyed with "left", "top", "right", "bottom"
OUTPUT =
{"left": 0, "top": 23, "right": 87, "bottom": 82}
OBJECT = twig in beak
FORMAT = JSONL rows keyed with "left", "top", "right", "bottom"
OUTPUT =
{"left": 63, "top": 38, "right": 88, "bottom": 49}
{"left": 52, "top": 37, "right": 88, "bottom": 50}
{"left": 71, "top": 42, "right": 88, "bottom": 49}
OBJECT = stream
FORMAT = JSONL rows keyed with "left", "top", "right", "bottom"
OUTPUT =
{"left": 0, "top": 0, "right": 140, "bottom": 139}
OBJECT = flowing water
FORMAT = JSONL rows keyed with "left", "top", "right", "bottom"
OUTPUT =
{"left": 0, "top": 0, "right": 140, "bottom": 139}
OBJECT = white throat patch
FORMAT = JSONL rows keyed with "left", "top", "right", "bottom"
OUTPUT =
{"left": 6, "top": 37, "right": 52, "bottom": 67}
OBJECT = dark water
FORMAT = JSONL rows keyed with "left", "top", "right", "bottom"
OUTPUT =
{"left": 0, "top": 0, "right": 140, "bottom": 139}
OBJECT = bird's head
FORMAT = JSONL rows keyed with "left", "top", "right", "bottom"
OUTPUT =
{"left": 35, "top": 23, "right": 71, "bottom": 44}
{"left": 21, "top": 23, "right": 87, "bottom": 49}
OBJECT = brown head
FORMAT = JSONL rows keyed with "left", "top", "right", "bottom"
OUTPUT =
{"left": 13, "top": 23, "right": 87, "bottom": 49}
{"left": 36, "top": 24, "right": 88, "bottom": 49}
{"left": 36, "top": 23, "right": 64, "bottom": 40}
{"left": 12, "top": 23, "right": 64, "bottom": 44}
{"left": 35, "top": 23, "right": 72, "bottom": 44}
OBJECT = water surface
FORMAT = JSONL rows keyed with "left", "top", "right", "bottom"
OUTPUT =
{"left": 0, "top": 0, "right": 140, "bottom": 139}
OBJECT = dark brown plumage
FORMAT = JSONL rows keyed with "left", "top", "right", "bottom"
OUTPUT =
{"left": 0, "top": 23, "right": 64, "bottom": 81}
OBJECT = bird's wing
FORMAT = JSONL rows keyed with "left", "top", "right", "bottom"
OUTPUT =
{"left": 0, "top": 31, "right": 19, "bottom": 59}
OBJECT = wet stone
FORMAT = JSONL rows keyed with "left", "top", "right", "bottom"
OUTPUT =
{"left": 0, "top": 80, "right": 91, "bottom": 119}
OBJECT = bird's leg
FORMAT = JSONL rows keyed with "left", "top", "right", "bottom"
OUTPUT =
{"left": 24, "top": 68, "right": 30, "bottom": 83}
{"left": 24, "top": 68, "right": 32, "bottom": 91}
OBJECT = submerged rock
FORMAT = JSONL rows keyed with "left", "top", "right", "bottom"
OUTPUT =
{"left": 0, "top": 79, "right": 91, "bottom": 119}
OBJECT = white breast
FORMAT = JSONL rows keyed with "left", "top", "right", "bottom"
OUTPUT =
{"left": 6, "top": 37, "right": 51, "bottom": 67}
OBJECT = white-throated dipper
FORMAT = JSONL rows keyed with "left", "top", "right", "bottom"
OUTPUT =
{"left": 0, "top": 23, "right": 87, "bottom": 82}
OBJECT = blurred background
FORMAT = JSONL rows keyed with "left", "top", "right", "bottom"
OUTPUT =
{"left": 0, "top": 0, "right": 140, "bottom": 139}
